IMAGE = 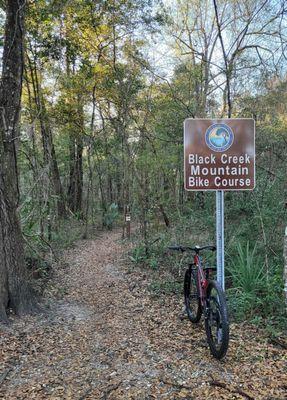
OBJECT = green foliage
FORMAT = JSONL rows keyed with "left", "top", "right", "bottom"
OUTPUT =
{"left": 148, "top": 257, "right": 159, "bottom": 270}
{"left": 103, "top": 203, "right": 119, "bottom": 230}
{"left": 228, "top": 242, "right": 265, "bottom": 295}
{"left": 25, "top": 256, "right": 51, "bottom": 280}
{"left": 227, "top": 242, "right": 285, "bottom": 323}
{"left": 13, "top": 0, "right": 287, "bottom": 334}
{"left": 50, "top": 219, "right": 85, "bottom": 250}
{"left": 129, "top": 244, "right": 147, "bottom": 264}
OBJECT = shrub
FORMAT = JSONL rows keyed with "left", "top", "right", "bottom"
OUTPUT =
{"left": 227, "top": 241, "right": 284, "bottom": 323}
{"left": 103, "top": 203, "right": 119, "bottom": 230}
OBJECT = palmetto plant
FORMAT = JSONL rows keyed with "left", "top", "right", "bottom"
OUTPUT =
{"left": 227, "top": 242, "right": 267, "bottom": 318}
{"left": 229, "top": 242, "right": 266, "bottom": 294}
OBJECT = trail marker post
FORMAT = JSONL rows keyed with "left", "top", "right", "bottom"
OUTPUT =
{"left": 184, "top": 119, "right": 255, "bottom": 290}
{"left": 125, "top": 205, "right": 131, "bottom": 239}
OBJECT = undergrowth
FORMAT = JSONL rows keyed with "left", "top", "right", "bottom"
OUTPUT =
{"left": 23, "top": 217, "right": 97, "bottom": 293}
{"left": 129, "top": 212, "right": 286, "bottom": 335}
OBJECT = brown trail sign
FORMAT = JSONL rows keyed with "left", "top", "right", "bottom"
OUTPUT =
{"left": 184, "top": 119, "right": 255, "bottom": 191}
{"left": 184, "top": 118, "right": 255, "bottom": 291}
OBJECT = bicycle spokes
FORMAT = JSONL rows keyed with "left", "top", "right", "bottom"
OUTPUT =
{"left": 205, "top": 281, "right": 229, "bottom": 359}
{"left": 184, "top": 269, "right": 202, "bottom": 323}
{"left": 208, "top": 296, "right": 223, "bottom": 347}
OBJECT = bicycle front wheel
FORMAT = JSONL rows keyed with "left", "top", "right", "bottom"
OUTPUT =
{"left": 184, "top": 269, "right": 202, "bottom": 323}
{"left": 205, "top": 280, "right": 229, "bottom": 359}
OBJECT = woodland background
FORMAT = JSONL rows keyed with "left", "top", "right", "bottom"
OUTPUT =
{"left": 0, "top": 0, "right": 286, "bottom": 329}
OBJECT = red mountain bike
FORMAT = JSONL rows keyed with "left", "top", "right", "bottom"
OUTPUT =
{"left": 168, "top": 244, "right": 229, "bottom": 359}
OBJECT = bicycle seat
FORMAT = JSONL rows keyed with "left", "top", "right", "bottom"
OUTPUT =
{"left": 194, "top": 245, "right": 216, "bottom": 253}
{"left": 168, "top": 245, "right": 216, "bottom": 253}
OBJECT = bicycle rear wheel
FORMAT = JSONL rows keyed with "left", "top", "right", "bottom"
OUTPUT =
{"left": 205, "top": 280, "right": 229, "bottom": 359}
{"left": 184, "top": 269, "right": 202, "bottom": 323}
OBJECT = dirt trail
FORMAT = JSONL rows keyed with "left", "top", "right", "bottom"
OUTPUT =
{"left": 0, "top": 230, "right": 286, "bottom": 399}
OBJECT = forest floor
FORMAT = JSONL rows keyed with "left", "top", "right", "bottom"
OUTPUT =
{"left": 0, "top": 229, "right": 286, "bottom": 400}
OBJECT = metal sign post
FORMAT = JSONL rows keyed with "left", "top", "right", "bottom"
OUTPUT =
{"left": 216, "top": 190, "right": 224, "bottom": 290}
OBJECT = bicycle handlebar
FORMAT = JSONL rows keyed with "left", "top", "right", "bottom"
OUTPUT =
{"left": 168, "top": 245, "right": 216, "bottom": 253}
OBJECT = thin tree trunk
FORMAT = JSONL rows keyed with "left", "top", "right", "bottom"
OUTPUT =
{"left": 158, "top": 204, "right": 170, "bottom": 228}
{"left": 26, "top": 55, "right": 66, "bottom": 217}
{"left": 68, "top": 134, "right": 83, "bottom": 214}
{"left": 0, "top": 0, "right": 36, "bottom": 321}
{"left": 213, "top": 0, "right": 232, "bottom": 118}
{"left": 84, "top": 144, "right": 93, "bottom": 238}
{"left": 67, "top": 98, "right": 83, "bottom": 215}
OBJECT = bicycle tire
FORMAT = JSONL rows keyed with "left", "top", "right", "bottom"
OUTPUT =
{"left": 184, "top": 269, "right": 202, "bottom": 323}
{"left": 205, "top": 280, "right": 229, "bottom": 359}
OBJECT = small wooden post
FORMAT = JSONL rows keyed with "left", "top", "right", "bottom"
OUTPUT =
{"left": 47, "top": 215, "right": 52, "bottom": 241}
{"left": 125, "top": 205, "right": 131, "bottom": 239}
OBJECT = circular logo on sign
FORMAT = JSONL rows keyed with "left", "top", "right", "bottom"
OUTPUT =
{"left": 205, "top": 123, "right": 234, "bottom": 152}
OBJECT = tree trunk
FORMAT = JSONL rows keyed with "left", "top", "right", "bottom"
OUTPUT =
{"left": 38, "top": 102, "right": 66, "bottom": 217}
{"left": 83, "top": 143, "right": 93, "bottom": 239}
{"left": 26, "top": 54, "right": 66, "bottom": 218}
{"left": 158, "top": 204, "right": 170, "bottom": 228}
{"left": 0, "top": 0, "right": 36, "bottom": 321}
{"left": 68, "top": 134, "right": 83, "bottom": 215}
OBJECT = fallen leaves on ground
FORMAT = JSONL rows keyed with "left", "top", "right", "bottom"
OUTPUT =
{"left": 0, "top": 230, "right": 286, "bottom": 399}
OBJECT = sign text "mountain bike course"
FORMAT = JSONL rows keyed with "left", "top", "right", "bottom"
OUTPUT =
{"left": 184, "top": 119, "right": 255, "bottom": 191}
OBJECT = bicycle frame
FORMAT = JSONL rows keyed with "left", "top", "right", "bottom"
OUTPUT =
{"left": 174, "top": 244, "right": 229, "bottom": 359}
{"left": 190, "top": 254, "right": 209, "bottom": 308}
